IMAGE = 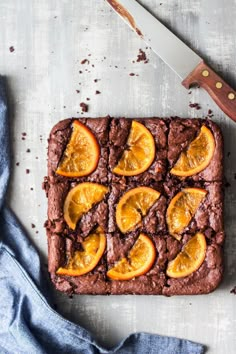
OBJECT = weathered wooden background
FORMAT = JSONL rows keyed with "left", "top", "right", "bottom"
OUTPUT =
{"left": 0, "top": 0, "right": 236, "bottom": 352}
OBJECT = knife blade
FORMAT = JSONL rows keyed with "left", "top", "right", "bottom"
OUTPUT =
{"left": 106, "top": 0, "right": 236, "bottom": 122}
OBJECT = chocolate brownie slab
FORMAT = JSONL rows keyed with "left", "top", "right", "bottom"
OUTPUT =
{"left": 109, "top": 118, "right": 168, "bottom": 184}
{"left": 44, "top": 117, "right": 224, "bottom": 295}
{"left": 168, "top": 118, "right": 223, "bottom": 182}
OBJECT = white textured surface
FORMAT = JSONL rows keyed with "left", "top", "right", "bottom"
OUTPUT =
{"left": 0, "top": 0, "right": 236, "bottom": 352}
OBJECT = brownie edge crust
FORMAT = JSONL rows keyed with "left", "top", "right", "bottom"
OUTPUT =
{"left": 44, "top": 117, "right": 224, "bottom": 296}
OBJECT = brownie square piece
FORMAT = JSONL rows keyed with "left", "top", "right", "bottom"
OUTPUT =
{"left": 168, "top": 118, "right": 223, "bottom": 182}
{"left": 48, "top": 233, "right": 109, "bottom": 295}
{"left": 163, "top": 236, "right": 223, "bottom": 296}
{"left": 109, "top": 118, "right": 168, "bottom": 185}
{"left": 106, "top": 232, "right": 170, "bottom": 294}
{"left": 164, "top": 181, "right": 224, "bottom": 241}
{"left": 108, "top": 182, "right": 167, "bottom": 235}
{"left": 47, "top": 117, "right": 110, "bottom": 185}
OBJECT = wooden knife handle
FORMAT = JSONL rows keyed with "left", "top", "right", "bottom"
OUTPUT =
{"left": 182, "top": 60, "right": 236, "bottom": 122}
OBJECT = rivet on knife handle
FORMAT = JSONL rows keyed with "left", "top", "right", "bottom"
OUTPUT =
{"left": 182, "top": 60, "right": 236, "bottom": 122}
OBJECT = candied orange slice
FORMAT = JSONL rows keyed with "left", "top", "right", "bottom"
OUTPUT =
{"left": 170, "top": 125, "right": 215, "bottom": 177}
{"left": 166, "top": 188, "right": 207, "bottom": 240}
{"left": 107, "top": 233, "right": 156, "bottom": 280}
{"left": 113, "top": 121, "right": 155, "bottom": 176}
{"left": 64, "top": 182, "right": 108, "bottom": 230}
{"left": 166, "top": 232, "right": 207, "bottom": 278}
{"left": 56, "top": 120, "right": 100, "bottom": 177}
{"left": 116, "top": 186, "right": 161, "bottom": 233}
{"left": 57, "top": 228, "right": 106, "bottom": 276}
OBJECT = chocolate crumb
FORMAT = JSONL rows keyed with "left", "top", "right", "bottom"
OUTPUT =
{"left": 26, "top": 169, "right": 30, "bottom": 174}
{"left": 129, "top": 73, "right": 135, "bottom": 76}
{"left": 24, "top": 67, "right": 27, "bottom": 69}
{"left": 21, "top": 137, "right": 25, "bottom": 141}
{"left": 16, "top": 162, "right": 20, "bottom": 166}
{"left": 76, "top": 90, "right": 80, "bottom": 93}
{"left": 225, "top": 181, "right": 231, "bottom": 188}
{"left": 136, "top": 49, "right": 148, "bottom": 63}
{"left": 36, "top": 231, "right": 39, "bottom": 234}
{"left": 9, "top": 46, "right": 15, "bottom": 53}
{"left": 95, "top": 90, "right": 101, "bottom": 94}
{"left": 86, "top": 98, "right": 90, "bottom": 101}
{"left": 79, "top": 71, "right": 83, "bottom": 74}
{"left": 26, "top": 149, "right": 31, "bottom": 153}
{"left": 30, "top": 187, "right": 34, "bottom": 191}
{"left": 188, "top": 91, "right": 192, "bottom": 94}
{"left": 230, "top": 286, "right": 236, "bottom": 294}
{"left": 189, "top": 102, "right": 201, "bottom": 110}
{"left": 36, "top": 157, "right": 38, "bottom": 159}
{"left": 31, "top": 223, "right": 35, "bottom": 229}
{"left": 94, "top": 79, "right": 98, "bottom": 83}
{"left": 22, "top": 132, "right": 27, "bottom": 136}
{"left": 81, "top": 59, "right": 89, "bottom": 65}
{"left": 80, "top": 102, "right": 88, "bottom": 112}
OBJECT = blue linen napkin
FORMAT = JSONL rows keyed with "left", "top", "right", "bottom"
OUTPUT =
{"left": 0, "top": 76, "right": 205, "bottom": 354}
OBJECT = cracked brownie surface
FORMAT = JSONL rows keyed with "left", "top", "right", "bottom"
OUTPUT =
{"left": 44, "top": 117, "right": 224, "bottom": 295}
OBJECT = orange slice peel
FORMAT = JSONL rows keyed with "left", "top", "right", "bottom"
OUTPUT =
{"left": 107, "top": 233, "right": 156, "bottom": 280}
{"left": 113, "top": 121, "right": 155, "bottom": 176}
{"left": 116, "top": 186, "right": 161, "bottom": 233}
{"left": 170, "top": 125, "right": 215, "bottom": 177}
{"left": 56, "top": 120, "right": 100, "bottom": 177}
{"left": 166, "top": 232, "right": 207, "bottom": 278}
{"left": 166, "top": 188, "right": 207, "bottom": 240}
{"left": 64, "top": 182, "right": 108, "bottom": 230}
{"left": 57, "top": 227, "right": 106, "bottom": 276}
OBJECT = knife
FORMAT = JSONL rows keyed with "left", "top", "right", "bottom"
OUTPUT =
{"left": 106, "top": 0, "right": 236, "bottom": 122}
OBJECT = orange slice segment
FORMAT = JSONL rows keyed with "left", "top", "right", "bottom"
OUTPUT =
{"left": 166, "top": 232, "right": 207, "bottom": 278}
{"left": 113, "top": 121, "right": 155, "bottom": 176}
{"left": 116, "top": 186, "right": 161, "bottom": 233}
{"left": 107, "top": 233, "right": 156, "bottom": 280}
{"left": 170, "top": 125, "right": 215, "bottom": 177}
{"left": 56, "top": 120, "right": 100, "bottom": 177}
{"left": 64, "top": 182, "right": 108, "bottom": 230}
{"left": 166, "top": 188, "right": 207, "bottom": 240}
{"left": 57, "top": 228, "right": 106, "bottom": 276}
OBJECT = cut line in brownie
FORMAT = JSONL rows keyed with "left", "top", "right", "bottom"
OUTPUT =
{"left": 44, "top": 116, "right": 224, "bottom": 296}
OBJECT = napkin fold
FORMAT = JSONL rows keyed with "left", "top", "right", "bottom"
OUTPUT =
{"left": 0, "top": 76, "right": 205, "bottom": 354}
